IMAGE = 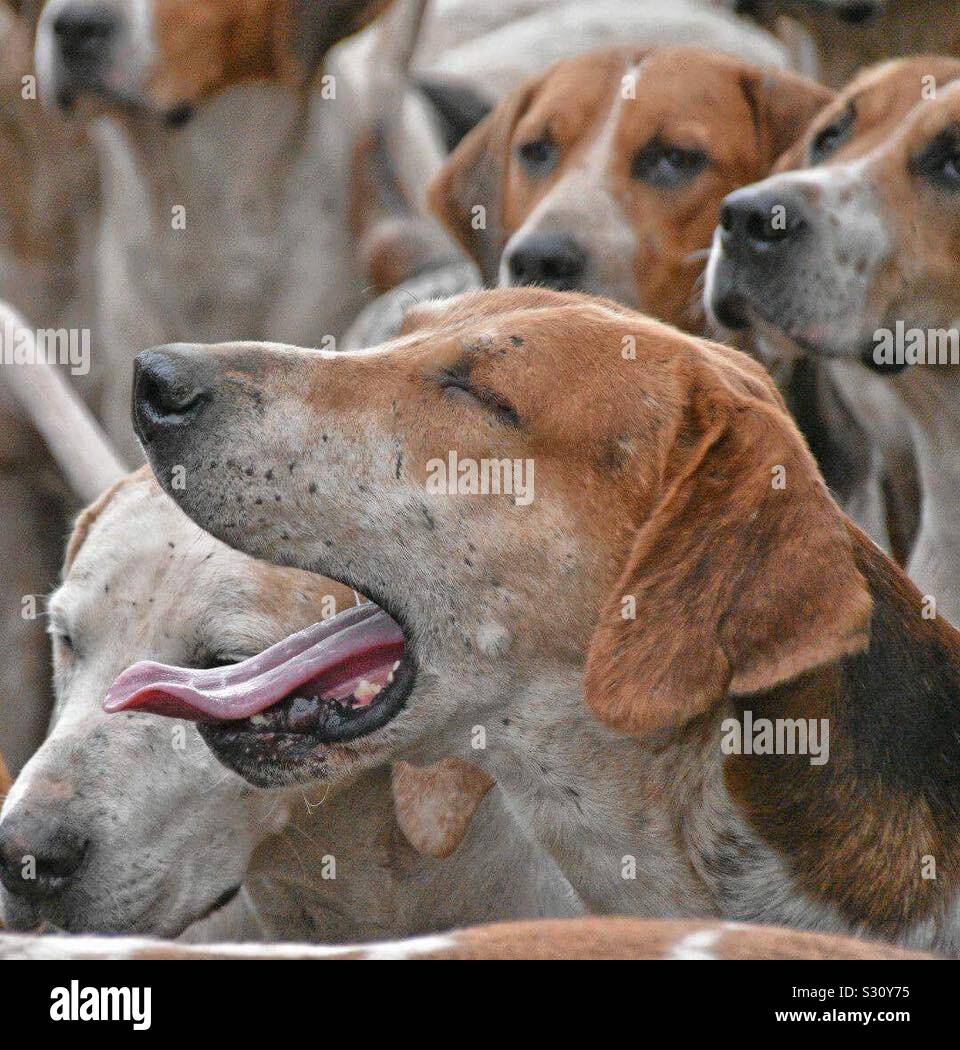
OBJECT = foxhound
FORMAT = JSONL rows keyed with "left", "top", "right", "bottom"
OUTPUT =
{"left": 706, "top": 56, "right": 960, "bottom": 625}
{"left": 115, "top": 287, "right": 960, "bottom": 955}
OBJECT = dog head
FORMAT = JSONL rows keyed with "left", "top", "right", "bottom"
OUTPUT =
{"left": 32, "top": 0, "right": 390, "bottom": 122}
{"left": 428, "top": 47, "right": 831, "bottom": 331}
{"left": 706, "top": 55, "right": 960, "bottom": 370}
{"left": 0, "top": 469, "right": 362, "bottom": 936}
{"left": 124, "top": 289, "right": 870, "bottom": 788}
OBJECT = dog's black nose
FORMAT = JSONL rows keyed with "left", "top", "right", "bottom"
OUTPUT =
{"left": 506, "top": 234, "right": 589, "bottom": 291}
{"left": 53, "top": 4, "right": 119, "bottom": 66}
{"left": 133, "top": 346, "right": 217, "bottom": 443}
{"left": 0, "top": 816, "right": 88, "bottom": 902}
{"left": 719, "top": 187, "right": 809, "bottom": 255}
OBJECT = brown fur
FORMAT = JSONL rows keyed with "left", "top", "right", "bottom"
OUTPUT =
{"left": 584, "top": 345, "right": 872, "bottom": 738}
{"left": 428, "top": 46, "right": 831, "bottom": 329}
{"left": 146, "top": 0, "right": 391, "bottom": 107}
{"left": 743, "top": 1, "right": 960, "bottom": 88}
{"left": 392, "top": 760, "right": 494, "bottom": 859}
{"left": 2, "top": 917, "right": 934, "bottom": 959}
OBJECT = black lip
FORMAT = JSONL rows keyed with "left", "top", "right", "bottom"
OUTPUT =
{"left": 199, "top": 584, "right": 418, "bottom": 789}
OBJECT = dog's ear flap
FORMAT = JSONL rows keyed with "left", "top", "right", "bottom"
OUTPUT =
{"left": 585, "top": 347, "right": 872, "bottom": 739}
{"left": 392, "top": 760, "right": 495, "bottom": 859}
{"left": 427, "top": 78, "right": 538, "bottom": 284}
{"left": 284, "top": 0, "right": 394, "bottom": 79}
{"left": 739, "top": 66, "right": 834, "bottom": 164}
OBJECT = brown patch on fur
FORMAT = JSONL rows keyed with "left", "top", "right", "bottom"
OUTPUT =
{"left": 147, "top": 0, "right": 392, "bottom": 107}
{"left": 584, "top": 335, "right": 872, "bottom": 739}
{"left": 392, "top": 759, "right": 495, "bottom": 858}
{"left": 431, "top": 918, "right": 933, "bottom": 960}
{"left": 0, "top": 751, "right": 11, "bottom": 798}
{"left": 744, "top": 1, "right": 960, "bottom": 89}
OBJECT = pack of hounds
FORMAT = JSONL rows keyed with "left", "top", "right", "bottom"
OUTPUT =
{"left": 1, "top": 0, "right": 959, "bottom": 961}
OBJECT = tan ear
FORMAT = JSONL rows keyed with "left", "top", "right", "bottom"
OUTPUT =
{"left": 0, "top": 752, "right": 11, "bottom": 797}
{"left": 585, "top": 345, "right": 872, "bottom": 739}
{"left": 738, "top": 66, "right": 834, "bottom": 164}
{"left": 427, "top": 78, "right": 539, "bottom": 284}
{"left": 392, "top": 759, "right": 494, "bottom": 859}
{"left": 284, "top": 0, "right": 395, "bottom": 79}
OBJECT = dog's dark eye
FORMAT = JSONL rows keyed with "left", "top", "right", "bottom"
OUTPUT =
{"left": 54, "top": 631, "right": 76, "bottom": 655}
{"left": 438, "top": 373, "right": 520, "bottom": 429}
{"left": 516, "top": 133, "right": 558, "bottom": 177}
{"left": 912, "top": 127, "right": 960, "bottom": 191}
{"left": 810, "top": 106, "right": 855, "bottom": 164}
{"left": 632, "top": 141, "right": 708, "bottom": 188}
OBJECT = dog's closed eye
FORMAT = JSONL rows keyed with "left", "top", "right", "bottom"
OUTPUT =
{"left": 436, "top": 370, "right": 521, "bottom": 429}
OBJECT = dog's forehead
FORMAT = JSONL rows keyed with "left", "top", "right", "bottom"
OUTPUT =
{"left": 825, "top": 58, "right": 960, "bottom": 152}
{"left": 64, "top": 474, "right": 221, "bottom": 592}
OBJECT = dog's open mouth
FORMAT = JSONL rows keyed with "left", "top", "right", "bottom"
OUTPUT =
{"left": 103, "top": 604, "right": 413, "bottom": 761}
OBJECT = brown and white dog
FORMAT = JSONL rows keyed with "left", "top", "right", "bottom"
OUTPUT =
{"left": 118, "top": 287, "right": 960, "bottom": 954}
{"left": 733, "top": 1, "right": 960, "bottom": 88}
{"left": 0, "top": 468, "right": 578, "bottom": 939}
{"left": 28, "top": 0, "right": 399, "bottom": 460}
{"left": 0, "top": 917, "right": 934, "bottom": 959}
{"left": 429, "top": 46, "right": 829, "bottom": 331}
{"left": 706, "top": 56, "right": 960, "bottom": 625}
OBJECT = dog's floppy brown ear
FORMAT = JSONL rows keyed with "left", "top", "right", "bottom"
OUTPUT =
{"left": 285, "top": 0, "right": 394, "bottom": 79}
{"left": 392, "top": 759, "right": 494, "bottom": 859}
{"left": 739, "top": 66, "right": 834, "bottom": 164}
{"left": 427, "top": 77, "right": 538, "bottom": 284}
{"left": 585, "top": 345, "right": 872, "bottom": 739}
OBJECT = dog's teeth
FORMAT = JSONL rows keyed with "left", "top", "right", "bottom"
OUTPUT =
{"left": 353, "top": 679, "right": 382, "bottom": 706}
{"left": 392, "top": 661, "right": 401, "bottom": 672}
{"left": 387, "top": 672, "right": 395, "bottom": 684}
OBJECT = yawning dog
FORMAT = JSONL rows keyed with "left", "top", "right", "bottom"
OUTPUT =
{"left": 115, "top": 288, "right": 960, "bottom": 952}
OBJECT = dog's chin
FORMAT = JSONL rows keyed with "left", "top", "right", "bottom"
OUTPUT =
{"left": 199, "top": 654, "right": 419, "bottom": 789}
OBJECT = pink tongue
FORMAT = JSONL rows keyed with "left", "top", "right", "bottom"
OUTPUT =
{"left": 103, "top": 604, "right": 404, "bottom": 723}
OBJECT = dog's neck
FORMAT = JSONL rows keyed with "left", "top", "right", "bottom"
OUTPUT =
{"left": 886, "top": 365, "right": 960, "bottom": 626}
{"left": 474, "top": 667, "right": 716, "bottom": 919}
{"left": 91, "top": 79, "right": 368, "bottom": 457}
{"left": 471, "top": 530, "right": 960, "bottom": 952}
